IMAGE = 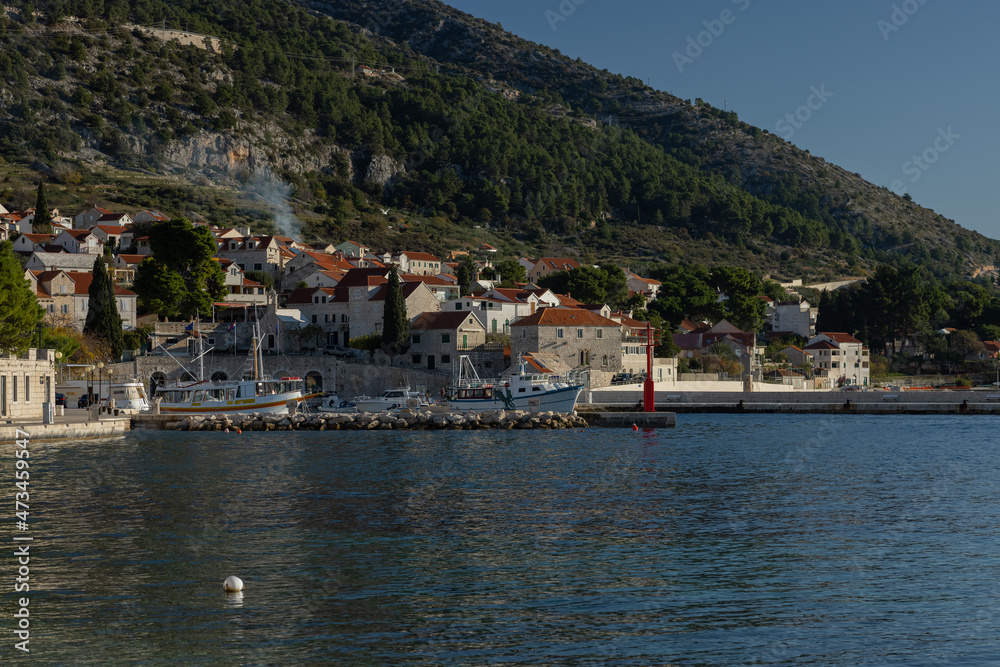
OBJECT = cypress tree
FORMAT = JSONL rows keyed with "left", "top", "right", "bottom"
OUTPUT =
{"left": 0, "top": 241, "right": 43, "bottom": 355}
{"left": 84, "top": 255, "right": 125, "bottom": 359}
{"left": 381, "top": 265, "right": 410, "bottom": 364}
{"left": 33, "top": 181, "right": 52, "bottom": 233}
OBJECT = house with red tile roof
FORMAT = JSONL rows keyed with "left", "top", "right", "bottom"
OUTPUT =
{"left": 527, "top": 257, "right": 581, "bottom": 283}
{"left": 26, "top": 269, "right": 137, "bottom": 330}
{"left": 53, "top": 228, "right": 103, "bottom": 254}
{"left": 511, "top": 307, "right": 623, "bottom": 375}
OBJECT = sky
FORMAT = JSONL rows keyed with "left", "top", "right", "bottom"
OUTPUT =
{"left": 440, "top": 0, "right": 1000, "bottom": 240}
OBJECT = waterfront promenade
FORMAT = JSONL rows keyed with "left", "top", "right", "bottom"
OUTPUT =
{"left": 0, "top": 407, "right": 130, "bottom": 443}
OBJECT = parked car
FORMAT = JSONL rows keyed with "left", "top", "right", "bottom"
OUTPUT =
{"left": 323, "top": 344, "right": 361, "bottom": 359}
{"left": 78, "top": 395, "right": 93, "bottom": 409}
{"left": 54, "top": 393, "right": 66, "bottom": 407}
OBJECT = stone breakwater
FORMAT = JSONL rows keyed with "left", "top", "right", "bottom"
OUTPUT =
{"left": 139, "top": 410, "right": 588, "bottom": 432}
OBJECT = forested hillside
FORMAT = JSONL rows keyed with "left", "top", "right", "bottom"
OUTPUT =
{"left": 0, "top": 0, "right": 997, "bottom": 284}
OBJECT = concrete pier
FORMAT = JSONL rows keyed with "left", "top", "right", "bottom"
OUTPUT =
{"left": 580, "top": 412, "right": 677, "bottom": 428}
{"left": 0, "top": 409, "right": 130, "bottom": 443}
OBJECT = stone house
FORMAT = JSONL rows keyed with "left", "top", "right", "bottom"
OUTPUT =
{"left": 408, "top": 311, "right": 487, "bottom": 372}
{"left": 511, "top": 307, "right": 623, "bottom": 373}
{"left": 0, "top": 349, "right": 58, "bottom": 421}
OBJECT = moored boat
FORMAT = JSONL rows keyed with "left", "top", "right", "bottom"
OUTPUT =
{"left": 446, "top": 355, "right": 583, "bottom": 413}
{"left": 353, "top": 387, "right": 431, "bottom": 412}
{"left": 150, "top": 323, "right": 304, "bottom": 415}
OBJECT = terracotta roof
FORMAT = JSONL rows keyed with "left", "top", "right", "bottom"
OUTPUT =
{"left": 61, "top": 229, "right": 97, "bottom": 240}
{"left": 511, "top": 308, "right": 619, "bottom": 328}
{"left": 116, "top": 254, "right": 146, "bottom": 265}
{"left": 64, "top": 272, "right": 136, "bottom": 296}
{"left": 804, "top": 340, "right": 838, "bottom": 350}
{"left": 91, "top": 224, "right": 128, "bottom": 234}
{"left": 535, "top": 257, "right": 580, "bottom": 272}
{"left": 402, "top": 274, "right": 455, "bottom": 286}
{"left": 403, "top": 251, "right": 440, "bottom": 262}
{"left": 819, "top": 332, "right": 863, "bottom": 345}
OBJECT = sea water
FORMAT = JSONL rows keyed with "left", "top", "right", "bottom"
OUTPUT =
{"left": 3, "top": 414, "right": 1000, "bottom": 664}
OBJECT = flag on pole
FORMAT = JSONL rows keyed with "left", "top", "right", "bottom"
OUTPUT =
{"left": 185, "top": 322, "right": 194, "bottom": 331}
{"left": 228, "top": 322, "right": 236, "bottom": 331}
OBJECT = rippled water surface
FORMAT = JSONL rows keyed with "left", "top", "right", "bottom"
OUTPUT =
{"left": 5, "top": 414, "right": 1000, "bottom": 664}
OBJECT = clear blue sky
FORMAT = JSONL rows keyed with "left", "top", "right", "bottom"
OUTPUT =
{"left": 441, "top": 0, "right": 999, "bottom": 240}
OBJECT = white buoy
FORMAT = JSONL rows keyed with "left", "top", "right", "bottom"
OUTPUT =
{"left": 223, "top": 575, "right": 244, "bottom": 592}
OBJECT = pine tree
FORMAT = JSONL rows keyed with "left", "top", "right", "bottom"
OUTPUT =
{"left": 381, "top": 265, "right": 410, "bottom": 364}
{"left": 33, "top": 181, "right": 52, "bottom": 233}
{"left": 0, "top": 241, "right": 43, "bottom": 354}
{"left": 84, "top": 255, "right": 124, "bottom": 359}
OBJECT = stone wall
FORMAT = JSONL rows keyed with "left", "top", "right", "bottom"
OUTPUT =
{"left": 0, "top": 349, "right": 56, "bottom": 421}
{"left": 111, "top": 353, "right": 454, "bottom": 400}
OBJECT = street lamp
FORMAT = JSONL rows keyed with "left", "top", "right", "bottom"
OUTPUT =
{"left": 97, "top": 362, "right": 105, "bottom": 404}
{"left": 87, "top": 364, "right": 95, "bottom": 404}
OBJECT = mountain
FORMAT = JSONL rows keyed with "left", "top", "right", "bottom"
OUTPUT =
{"left": 0, "top": 0, "right": 996, "bottom": 285}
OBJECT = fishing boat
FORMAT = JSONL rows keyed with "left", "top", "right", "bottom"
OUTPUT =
{"left": 151, "top": 324, "right": 305, "bottom": 415}
{"left": 447, "top": 355, "right": 584, "bottom": 413}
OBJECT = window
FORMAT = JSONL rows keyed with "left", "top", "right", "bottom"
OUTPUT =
{"left": 60, "top": 284, "right": 66, "bottom": 294}
{"left": 61, "top": 305, "right": 69, "bottom": 314}
{"left": 455, "top": 303, "right": 462, "bottom": 310}
{"left": 12, "top": 376, "right": 17, "bottom": 402}
{"left": 597, "top": 330, "right": 603, "bottom": 339}
{"left": 602, "top": 355, "right": 609, "bottom": 367}
{"left": 480, "top": 302, "right": 487, "bottom": 311}
{"left": 24, "top": 375, "right": 29, "bottom": 402}
{"left": 311, "top": 315, "right": 318, "bottom": 324}
{"left": 254, "top": 263, "right": 263, "bottom": 271}
{"left": 48, "top": 305, "right": 54, "bottom": 313}
{"left": 441, "top": 355, "right": 451, "bottom": 364}
{"left": 324, "top": 315, "right": 330, "bottom": 323}
{"left": 412, "top": 354, "right": 422, "bottom": 364}
{"left": 442, "top": 334, "right": 451, "bottom": 344}
{"left": 412, "top": 334, "right": 421, "bottom": 344}
{"left": 577, "top": 329, "right": 583, "bottom": 338}
{"left": 557, "top": 329, "right": 564, "bottom": 338}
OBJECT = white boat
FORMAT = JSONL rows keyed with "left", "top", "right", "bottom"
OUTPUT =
{"left": 353, "top": 387, "right": 430, "bottom": 412}
{"left": 154, "top": 377, "right": 304, "bottom": 415}
{"left": 55, "top": 378, "right": 150, "bottom": 413}
{"left": 447, "top": 355, "right": 583, "bottom": 413}
{"left": 151, "top": 324, "right": 305, "bottom": 415}
{"left": 316, "top": 394, "right": 357, "bottom": 413}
